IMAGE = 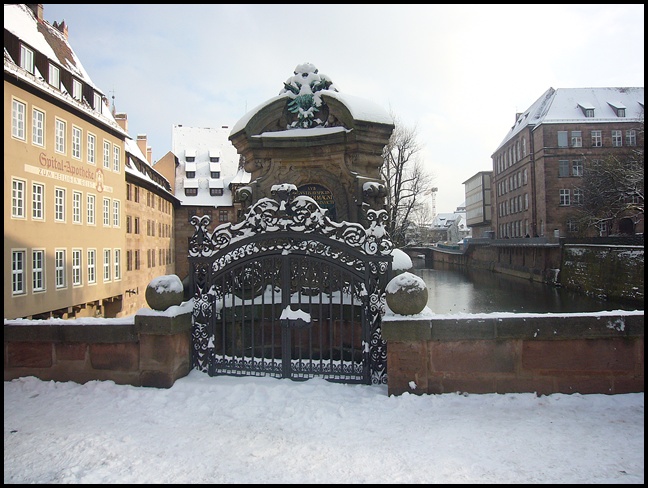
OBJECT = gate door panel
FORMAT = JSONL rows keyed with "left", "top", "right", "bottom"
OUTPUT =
{"left": 189, "top": 188, "right": 392, "bottom": 385}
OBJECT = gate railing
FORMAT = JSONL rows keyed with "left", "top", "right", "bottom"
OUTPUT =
{"left": 188, "top": 183, "right": 393, "bottom": 384}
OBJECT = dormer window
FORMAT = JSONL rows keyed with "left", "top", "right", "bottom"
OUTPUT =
{"left": 578, "top": 103, "right": 595, "bottom": 117}
{"left": 209, "top": 149, "right": 220, "bottom": 162}
{"left": 48, "top": 63, "right": 60, "bottom": 89}
{"left": 184, "top": 178, "right": 198, "bottom": 196}
{"left": 20, "top": 44, "right": 34, "bottom": 74}
{"left": 72, "top": 78, "right": 83, "bottom": 101}
{"left": 185, "top": 161, "right": 196, "bottom": 179}
{"left": 93, "top": 92, "right": 102, "bottom": 112}
{"left": 607, "top": 101, "right": 626, "bottom": 118}
{"left": 210, "top": 161, "right": 221, "bottom": 179}
{"left": 185, "top": 149, "right": 196, "bottom": 162}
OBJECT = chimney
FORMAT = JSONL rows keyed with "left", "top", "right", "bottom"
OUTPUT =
{"left": 114, "top": 113, "right": 128, "bottom": 132}
{"left": 136, "top": 135, "right": 148, "bottom": 160}
{"left": 27, "top": 4, "right": 44, "bottom": 21}
{"left": 146, "top": 147, "right": 152, "bottom": 164}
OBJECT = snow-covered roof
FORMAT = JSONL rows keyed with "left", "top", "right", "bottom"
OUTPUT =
{"left": 124, "top": 137, "right": 174, "bottom": 196}
{"left": 3, "top": 4, "right": 126, "bottom": 137}
{"left": 496, "top": 87, "right": 644, "bottom": 151}
{"left": 172, "top": 125, "right": 250, "bottom": 206}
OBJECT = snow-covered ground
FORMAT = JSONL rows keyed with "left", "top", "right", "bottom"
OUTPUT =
{"left": 4, "top": 371, "right": 643, "bottom": 484}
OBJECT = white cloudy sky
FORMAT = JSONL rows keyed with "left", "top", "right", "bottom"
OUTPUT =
{"left": 44, "top": 4, "right": 644, "bottom": 214}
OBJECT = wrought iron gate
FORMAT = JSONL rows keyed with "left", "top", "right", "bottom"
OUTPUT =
{"left": 188, "top": 184, "right": 392, "bottom": 384}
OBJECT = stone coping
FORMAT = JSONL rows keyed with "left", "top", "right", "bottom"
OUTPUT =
{"left": 4, "top": 312, "right": 192, "bottom": 343}
{"left": 381, "top": 312, "right": 644, "bottom": 342}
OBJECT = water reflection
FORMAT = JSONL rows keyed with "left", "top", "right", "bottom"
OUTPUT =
{"left": 409, "top": 260, "right": 642, "bottom": 315}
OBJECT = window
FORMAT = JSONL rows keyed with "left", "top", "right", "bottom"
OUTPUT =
{"left": 626, "top": 130, "right": 636, "bottom": 146}
{"left": 48, "top": 63, "right": 60, "bottom": 88}
{"left": 126, "top": 215, "right": 132, "bottom": 233}
{"left": 135, "top": 250, "right": 141, "bottom": 270}
{"left": 72, "top": 249, "right": 82, "bottom": 286}
{"left": 612, "top": 130, "right": 622, "bottom": 147}
{"left": 114, "top": 249, "right": 121, "bottom": 280}
{"left": 578, "top": 103, "right": 595, "bottom": 118}
{"left": 103, "top": 140, "right": 111, "bottom": 169}
{"left": 558, "top": 160, "right": 570, "bottom": 177}
{"left": 572, "top": 160, "right": 583, "bottom": 177}
{"left": 103, "top": 249, "right": 111, "bottom": 281}
{"left": 591, "top": 130, "right": 602, "bottom": 147}
{"left": 210, "top": 188, "right": 224, "bottom": 196}
{"left": 113, "top": 145, "right": 121, "bottom": 172}
{"left": 134, "top": 217, "right": 140, "bottom": 234}
{"left": 12, "top": 179, "right": 26, "bottom": 219}
{"left": 567, "top": 220, "right": 579, "bottom": 233}
{"left": 134, "top": 186, "right": 139, "bottom": 203}
{"left": 55, "top": 249, "right": 66, "bottom": 289}
{"left": 185, "top": 188, "right": 198, "bottom": 196}
{"left": 219, "top": 210, "right": 229, "bottom": 222}
{"left": 112, "top": 200, "right": 120, "bottom": 227}
{"left": 12, "top": 250, "right": 26, "bottom": 295}
{"left": 72, "top": 126, "right": 82, "bottom": 159}
{"left": 20, "top": 44, "right": 34, "bottom": 74}
{"left": 87, "top": 249, "right": 96, "bottom": 284}
{"left": 126, "top": 250, "right": 133, "bottom": 272}
{"left": 557, "top": 131, "right": 568, "bottom": 147}
{"left": 73, "top": 191, "right": 82, "bottom": 224}
{"left": 570, "top": 131, "right": 582, "bottom": 148}
{"left": 103, "top": 197, "right": 110, "bottom": 226}
{"left": 211, "top": 171, "right": 221, "bottom": 179}
{"left": 87, "top": 133, "right": 96, "bottom": 164}
{"left": 12, "top": 99, "right": 26, "bottom": 140}
{"left": 32, "top": 182, "right": 44, "bottom": 220}
{"left": 93, "top": 92, "right": 102, "bottom": 111}
{"left": 72, "top": 79, "right": 83, "bottom": 101}
{"left": 55, "top": 188, "right": 66, "bottom": 221}
{"left": 87, "top": 194, "right": 96, "bottom": 225}
{"left": 559, "top": 189, "right": 570, "bottom": 206}
{"left": 55, "top": 119, "right": 66, "bottom": 153}
{"left": 574, "top": 189, "right": 584, "bottom": 205}
{"left": 32, "top": 108, "right": 45, "bottom": 146}
{"left": 32, "top": 249, "right": 45, "bottom": 292}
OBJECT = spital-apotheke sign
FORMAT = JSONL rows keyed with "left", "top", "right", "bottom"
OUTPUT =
{"left": 22, "top": 152, "right": 112, "bottom": 193}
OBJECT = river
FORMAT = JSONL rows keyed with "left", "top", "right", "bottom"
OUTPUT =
{"left": 409, "top": 259, "right": 642, "bottom": 315}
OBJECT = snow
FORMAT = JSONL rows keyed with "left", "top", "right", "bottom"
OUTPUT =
{"left": 149, "top": 274, "right": 184, "bottom": 294}
{"left": 386, "top": 271, "right": 426, "bottom": 294}
{"left": 4, "top": 372, "right": 643, "bottom": 483}
{"left": 391, "top": 248, "right": 413, "bottom": 270}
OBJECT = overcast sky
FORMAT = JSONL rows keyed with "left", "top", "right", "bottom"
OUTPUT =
{"left": 43, "top": 4, "right": 644, "bottom": 214}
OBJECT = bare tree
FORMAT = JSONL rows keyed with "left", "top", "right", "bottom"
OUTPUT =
{"left": 381, "top": 116, "right": 435, "bottom": 246}
{"left": 571, "top": 120, "right": 644, "bottom": 235}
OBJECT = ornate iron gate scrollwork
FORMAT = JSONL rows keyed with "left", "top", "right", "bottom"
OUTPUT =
{"left": 188, "top": 183, "right": 392, "bottom": 385}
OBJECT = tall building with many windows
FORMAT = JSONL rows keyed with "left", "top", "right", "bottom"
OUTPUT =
{"left": 491, "top": 87, "right": 643, "bottom": 238}
{"left": 4, "top": 4, "right": 130, "bottom": 319}
{"left": 4, "top": 4, "right": 181, "bottom": 320}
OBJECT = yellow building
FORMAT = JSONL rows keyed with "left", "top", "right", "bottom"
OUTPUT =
{"left": 5, "top": 4, "right": 128, "bottom": 319}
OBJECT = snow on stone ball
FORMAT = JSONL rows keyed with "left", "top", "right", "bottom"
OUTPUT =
{"left": 385, "top": 272, "right": 428, "bottom": 315}
{"left": 145, "top": 274, "right": 185, "bottom": 311}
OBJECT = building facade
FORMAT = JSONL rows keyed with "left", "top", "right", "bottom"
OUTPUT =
{"left": 5, "top": 4, "right": 130, "bottom": 319}
{"left": 462, "top": 171, "right": 493, "bottom": 238}
{"left": 155, "top": 125, "right": 250, "bottom": 283}
{"left": 491, "top": 87, "right": 644, "bottom": 238}
{"left": 4, "top": 4, "right": 179, "bottom": 319}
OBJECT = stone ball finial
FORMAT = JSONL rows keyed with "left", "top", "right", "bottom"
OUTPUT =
{"left": 145, "top": 274, "right": 185, "bottom": 311}
{"left": 385, "top": 272, "right": 428, "bottom": 315}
